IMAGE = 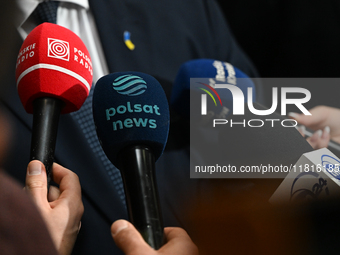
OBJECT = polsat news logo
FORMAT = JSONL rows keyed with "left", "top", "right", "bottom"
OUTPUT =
{"left": 197, "top": 82, "right": 312, "bottom": 128}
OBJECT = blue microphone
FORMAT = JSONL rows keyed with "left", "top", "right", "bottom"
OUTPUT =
{"left": 92, "top": 72, "right": 169, "bottom": 249}
{"left": 171, "top": 59, "right": 256, "bottom": 118}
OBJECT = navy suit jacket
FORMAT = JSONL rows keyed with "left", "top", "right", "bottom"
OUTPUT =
{"left": 1, "top": 0, "right": 260, "bottom": 254}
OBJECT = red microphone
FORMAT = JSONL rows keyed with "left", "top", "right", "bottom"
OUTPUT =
{"left": 15, "top": 23, "right": 93, "bottom": 185}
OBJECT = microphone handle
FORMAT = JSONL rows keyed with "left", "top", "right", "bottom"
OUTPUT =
{"left": 30, "top": 97, "right": 63, "bottom": 187}
{"left": 120, "top": 145, "right": 165, "bottom": 249}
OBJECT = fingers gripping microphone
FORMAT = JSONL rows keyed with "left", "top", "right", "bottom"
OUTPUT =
{"left": 15, "top": 23, "right": 93, "bottom": 184}
{"left": 93, "top": 72, "right": 169, "bottom": 249}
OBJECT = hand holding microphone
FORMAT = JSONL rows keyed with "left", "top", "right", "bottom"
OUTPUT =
{"left": 93, "top": 72, "right": 170, "bottom": 249}
{"left": 25, "top": 160, "right": 83, "bottom": 255}
{"left": 111, "top": 220, "right": 198, "bottom": 255}
{"left": 15, "top": 23, "right": 93, "bottom": 185}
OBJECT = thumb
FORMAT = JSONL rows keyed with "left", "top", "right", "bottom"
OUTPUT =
{"left": 111, "top": 220, "right": 154, "bottom": 255}
{"left": 25, "top": 160, "right": 49, "bottom": 208}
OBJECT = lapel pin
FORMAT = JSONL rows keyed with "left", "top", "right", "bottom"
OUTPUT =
{"left": 124, "top": 31, "right": 135, "bottom": 51}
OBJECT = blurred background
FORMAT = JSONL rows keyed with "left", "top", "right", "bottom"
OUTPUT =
{"left": 218, "top": 0, "right": 340, "bottom": 77}
{"left": 188, "top": 2, "right": 340, "bottom": 254}
{"left": 217, "top": 0, "right": 340, "bottom": 109}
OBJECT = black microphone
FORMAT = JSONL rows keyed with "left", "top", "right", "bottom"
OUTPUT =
{"left": 15, "top": 23, "right": 92, "bottom": 184}
{"left": 92, "top": 72, "right": 169, "bottom": 249}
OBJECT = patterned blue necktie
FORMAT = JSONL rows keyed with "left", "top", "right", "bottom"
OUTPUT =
{"left": 71, "top": 88, "right": 126, "bottom": 204}
{"left": 32, "top": 1, "right": 60, "bottom": 24}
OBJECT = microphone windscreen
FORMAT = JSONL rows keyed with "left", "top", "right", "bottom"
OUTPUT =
{"left": 171, "top": 59, "right": 255, "bottom": 117}
{"left": 93, "top": 72, "right": 170, "bottom": 167}
{"left": 15, "top": 23, "right": 93, "bottom": 114}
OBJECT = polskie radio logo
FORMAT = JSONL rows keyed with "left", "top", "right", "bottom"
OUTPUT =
{"left": 197, "top": 81, "right": 312, "bottom": 128}
{"left": 47, "top": 38, "right": 70, "bottom": 61}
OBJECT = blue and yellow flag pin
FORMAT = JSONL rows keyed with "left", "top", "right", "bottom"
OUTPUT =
{"left": 124, "top": 31, "right": 135, "bottom": 50}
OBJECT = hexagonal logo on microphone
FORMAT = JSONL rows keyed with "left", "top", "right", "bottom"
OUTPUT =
{"left": 47, "top": 38, "right": 70, "bottom": 61}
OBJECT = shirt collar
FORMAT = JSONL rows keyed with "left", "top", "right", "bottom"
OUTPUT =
{"left": 59, "top": 0, "right": 89, "bottom": 9}
{"left": 15, "top": 0, "right": 89, "bottom": 28}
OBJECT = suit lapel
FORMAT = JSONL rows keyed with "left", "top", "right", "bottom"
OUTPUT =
{"left": 89, "top": 0, "right": 128, "bottom": 73}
